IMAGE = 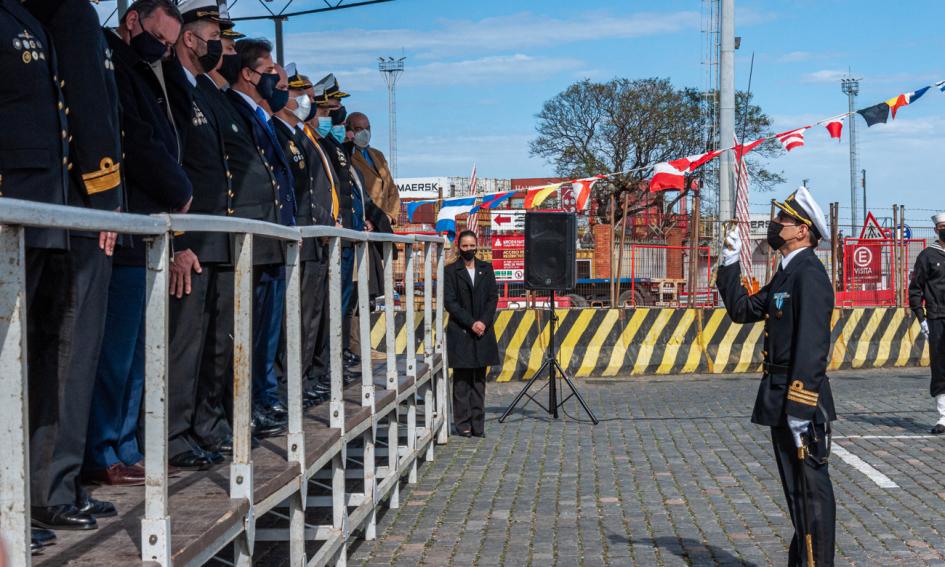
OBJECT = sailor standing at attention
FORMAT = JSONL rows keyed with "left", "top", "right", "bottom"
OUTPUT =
{"left": 716, "top": 186, "right": 836, "bottom": 566}
{"left": 908, "top": 212, "right": 945, "bottom": 434}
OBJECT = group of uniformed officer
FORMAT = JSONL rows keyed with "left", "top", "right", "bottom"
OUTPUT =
{"left": 1, "top": 0, "right": 398, "bottom": 553}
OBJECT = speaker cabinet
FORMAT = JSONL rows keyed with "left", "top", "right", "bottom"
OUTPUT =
{"left": 524, "top": 211, "right": 576, "bottom": 291}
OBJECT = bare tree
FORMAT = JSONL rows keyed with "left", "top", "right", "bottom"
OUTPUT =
{"left": 530, "top": 78, "right": 784, "bottom": 230}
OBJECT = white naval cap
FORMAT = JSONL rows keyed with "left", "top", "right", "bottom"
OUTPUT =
{"left": 932, "top": 213, "right": 945, "bottom": 225}
{"left": 774, "top": 185, "right": 829, "bottom": 241}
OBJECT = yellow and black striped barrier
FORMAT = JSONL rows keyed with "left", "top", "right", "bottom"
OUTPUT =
{"left": 371, "top": 307, "right": 928, "bottom": 382}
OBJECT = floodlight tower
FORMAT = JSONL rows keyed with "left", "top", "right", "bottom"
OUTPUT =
{"left": 841, "top": 76, "right": 861, "bottom": 229}
{"left": 379, "top": 56, "right": 406, "bottom": 177}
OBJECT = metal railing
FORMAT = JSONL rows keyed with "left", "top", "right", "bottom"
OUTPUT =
{"left": 0, "top": 198, "right": 450, "bottom": 566}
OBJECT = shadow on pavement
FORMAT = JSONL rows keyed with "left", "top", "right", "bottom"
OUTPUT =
{"left": 608, "top": 534, "right": 759, "bottom": 567}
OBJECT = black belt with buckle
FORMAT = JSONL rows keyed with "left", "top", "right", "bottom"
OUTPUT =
{"left": 763, "top": 361, "right": 790, "bottom": 375}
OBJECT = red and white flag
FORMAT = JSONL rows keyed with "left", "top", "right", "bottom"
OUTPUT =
{"left": 733, "top": 137, "right": 754, "bottom": 272}
{"left": 648, "top": 150, "right": 723, "bottom": 193}
{"left": 775, "top": 127, "right": 808, "bottom": 152}
{"left": 649, "top": 158, "right": 690, "bottom": 192}
{"left": 466, "top": 162, "right": 480, "bottom": 233}
{"left": 572, "top": 175, "right": 605, "bottom": 211}
{"left": 825, "top": 118, "right": 843, "bottom": 141}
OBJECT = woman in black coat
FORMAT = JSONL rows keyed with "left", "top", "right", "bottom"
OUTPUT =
{"left": 444, "top": 230, "right": 499, "bottom": 437}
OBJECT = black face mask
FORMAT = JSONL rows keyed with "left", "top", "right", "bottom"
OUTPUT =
{"left": 268, "top": 88, "right": 289, "bottom": 113}
{"left": 195, "top": 37, "right": 222, "bottom": 73}
{"left": 766, "top": 221, "right": 786, "bottom": 251}
{"left": 460, "top": 249, "right": 477, "bottom": 262}
{"left": 219, "top": 53, "right": 241, "bottom": 84}
{"left": 252, "top": 70, "right": 280, "bottom": 99}
{"left": 939, "top": 229, "right": 945, "bottom": 243}
{"left": 131, "top": 25, "right": 167, "bottom": 63}
{"left": 329, "top": 105, "right": 347, "bottom": 126}
{"left": 304, "top": 102, "right": 318, "bottom": 122}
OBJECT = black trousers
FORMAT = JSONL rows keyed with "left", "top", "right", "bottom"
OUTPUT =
{"left": 29, "top": 239, "right": 110, "bottom": 507}
{"left": 927, "top": 318, "right": 945, "bottom": 397}
{"left": 301, "top": 258, "right": 329, "bottom": 379}
{"left": 190, "top": 268, "right": 236, "bottom": 448}
{"left": 771, "top": 424, "right": 835, "bottom": 567}
{"left": 452, "top": 367, "right": 486, "bottom": 435}
{"left": 168, "top": 265, "right": 234, "bottom": 456}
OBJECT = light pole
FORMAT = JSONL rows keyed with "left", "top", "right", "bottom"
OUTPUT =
{"left": 379, "top": 57, "right": 406, "bottom": 177}
{"left": 841, "top": 76, "right": 861, "bottom": 229}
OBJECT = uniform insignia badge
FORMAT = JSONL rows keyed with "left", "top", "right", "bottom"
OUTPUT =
{"left": 232, "top": 124, "right": 239, "bottom": 132}
{"left": 13, "top": 38, "right": 21, "bottom": 50}
{"left": 22, "top": 51, "right": 31, "bottom": 64}
{"left": 773, "top": 292, "right": 790, "bottom": 310}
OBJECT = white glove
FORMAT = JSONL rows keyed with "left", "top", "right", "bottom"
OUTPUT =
{"left": 720, "top": 228, "right": 741, "bottom": 267}
{"left": 787, "top": 416, "right": 811, "bottom": 449}
{"left": 921, "top": 320, "right": 930, "bottom": 339}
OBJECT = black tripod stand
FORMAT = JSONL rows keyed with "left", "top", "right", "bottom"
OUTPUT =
{"left": 498, "top": 290, "right": 598, "bottom": 424}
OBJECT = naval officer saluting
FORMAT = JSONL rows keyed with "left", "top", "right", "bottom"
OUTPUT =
{"left": 716, "top": 186, "right": 836, "bottom": 566}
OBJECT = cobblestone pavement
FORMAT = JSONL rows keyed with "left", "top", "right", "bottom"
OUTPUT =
{"left": 343, "top": 368, "right": 945, "bottom": 566}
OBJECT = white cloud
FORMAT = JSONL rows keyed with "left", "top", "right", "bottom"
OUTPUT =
{"left": 282, "top": 10, "right": 701, "bottom": 73}
{"left": 329, "top": 53, "right": 586, "bottom": 91}
{"left": 801, "top": 69, "right": 849, "bottom": 84}
{"left": 778, "top": 50, "right": 845, "bottom": 63}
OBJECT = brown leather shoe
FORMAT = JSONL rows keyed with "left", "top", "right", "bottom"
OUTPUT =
{"left": 84, "top": 463, "right": 145, "bottom": 486}
{"left": 132, "top": 461, "right": 181, "bottom": 478}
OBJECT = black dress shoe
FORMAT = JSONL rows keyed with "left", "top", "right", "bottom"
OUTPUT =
{"left": 32, "top": 527, "right": 56, "bottom": 546}
{"left": 343, "top": 348, "right": 361, "bottom": 365}
{"left": 203, "top": 449, "right": 224, "bottom": 464}
{"left": 932, "top": 424, "right": 945, "bottom": 434}
{"left": 472, "top": 431, "right": 486, "bottom": 438}
{"left": 206, "top": 436, "right": 233, "bottom": 455}
{"left": 268, "top": 401, "right": 288, "bottom": 418}
{"left": 457, "top": 429, "right": 472, "bottom": 438}
{"left": 76, "top": 496, "right": 117, "bottom": 518}
{"left": 31, "top": 538, "right": 42, "bottom": 554}
{"left": 252, "top": 411, "right": 288, "bottom": 438}
{"left": 169, "top": 450, "right": 212, "bottom": 471}
{"left": 31, "top": 505, "right": 97, "bottom": 531}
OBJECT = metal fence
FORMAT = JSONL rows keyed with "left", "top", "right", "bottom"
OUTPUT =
{"left": 0, "top": 198, "right": 450, "bottom": 566}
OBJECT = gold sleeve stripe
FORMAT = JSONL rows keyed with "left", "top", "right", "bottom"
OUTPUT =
{"left": 787, "top": 380, "right": 819, "bottom": 406}
{"left": 82, "top": 157, "right": 121, "bottom": 195}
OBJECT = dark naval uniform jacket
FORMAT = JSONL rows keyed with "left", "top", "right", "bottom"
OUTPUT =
{"left": 717, "top": 247, "right": 836, "bottom": 425}
{"left": 0, "top": 0, "right": 70, "bottom": 249}
{"left": 272, "top": 118, "right": 333, "bottom": 262}
{"left": 223, "top": 88, "right": 295, "bottom": 265}
{"left": 319, "top": 136, "right": 355, "bottom": 236}
{"left": 24, "top": 0, "right": 123, "bottom": 217}
{"left": 164, "top": 62, "right": 232, "bottom": 264}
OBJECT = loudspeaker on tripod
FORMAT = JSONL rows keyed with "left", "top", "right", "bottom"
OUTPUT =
{"left": 524, "top": 211, "right": 576, "bottom": 291}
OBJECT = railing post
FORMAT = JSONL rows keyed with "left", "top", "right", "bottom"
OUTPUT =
{"left": 436, "top": 239, "right": 449, "bottom": 445}
{"left": 382, "top": 241, "right": 400, "bottom": 509}
{"left": 356, "top": 240, "right": 377, "bottom": 540}
{"left": 231, "top": 232, "right": 255, "bottom": 565}
{"left": 422, "top": 242, "right": 434, "bottom": 462}
{"left": 327, "top": 236, "right": 348, "bottom": 563}
{"left": 142, "top": 229, "right": 171, "bottom": 566}
{"left": 0, "top": 225, "right": 31, "bottom": 567}
{"left": 284, "top": 239, "right": 306, "bottom": 565}
{"left": 405, "top": 241, "right": 418, "bottom": 483}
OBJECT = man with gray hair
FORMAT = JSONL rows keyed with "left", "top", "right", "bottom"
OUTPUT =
{"left": 908, "top": 213, "right": 945, "bottom": 433}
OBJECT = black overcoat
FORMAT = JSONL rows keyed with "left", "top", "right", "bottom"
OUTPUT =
{"left": 444, "top": 258, "right": 499, "bottom": 369}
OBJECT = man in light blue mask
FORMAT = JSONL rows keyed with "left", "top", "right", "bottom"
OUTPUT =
{"left": 309, "top": 74, "right": 367, "bottom": 372}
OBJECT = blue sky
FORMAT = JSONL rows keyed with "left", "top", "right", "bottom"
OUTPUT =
{"left": 98, "top": 1, "right": 945, "bottom": 226}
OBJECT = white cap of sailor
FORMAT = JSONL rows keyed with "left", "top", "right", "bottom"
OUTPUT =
{"left": 932, "top": 213, "right": 945, "bottom": 226}
{"left": 773, "top": 186, "right": 829, "bottom": 242}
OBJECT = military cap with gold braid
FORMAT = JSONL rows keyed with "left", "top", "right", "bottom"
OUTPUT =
{"left": 216, "top": 3, "right": 243, "bottom": 36}
{"left": 285, "top": 63, "right": 312, "bottom": 90}
{"left": 177, "top": 0, "right": 231, "bottom": 26}
{"left": 773, "top": 185, "right": 829, "bottom": 241}
{"left": 312, "top": 73, "right": 349, "bottom": 104}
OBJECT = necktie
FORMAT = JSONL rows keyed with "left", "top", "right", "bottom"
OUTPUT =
{"left": 304, "top": 124, "right": 340, "bottom": 222}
